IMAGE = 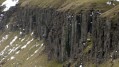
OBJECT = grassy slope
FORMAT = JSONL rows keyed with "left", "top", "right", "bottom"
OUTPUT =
{"left": 101, "top": 4, "right": 119, "bottom": 19}
{"left": 0, "top": 30, "right": 62, "bottom": 67}
{"left": 0, "top": 31, "right": 62, "bottom": 67}
{"left": 19, "top": 0, "right": 117, "bottom": 13}
{"left": 19, "top": 0, "right": 119, "bottom": 17}
{"left": 0, "top": 0, "right": 4, "bottom": 4}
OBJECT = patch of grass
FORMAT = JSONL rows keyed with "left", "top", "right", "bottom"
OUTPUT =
{"left": 0, "top": 31, "right": 19, "bottom": 51}
{"left": 0, "top": 0, "right": 4, "bottom": 4}
{"left": 101, "top": 5, "right": 119, "bottom": 19}
{"left": 83, "top": 33, "right": 93, "bottom": 54}
{"left": 0, "top": 31, "right": 62, "bottom": 67}
{"left": 84, "top": 59, "right": 119, "bottom": 67}
{"left": 84, "top": 41, "right": 93, "bottom": 54}
{"left": 85, "top": 62, "right": 96, "bottom": 67}
{"left": 19, "top": 0, "right": 117, "bottom": 13}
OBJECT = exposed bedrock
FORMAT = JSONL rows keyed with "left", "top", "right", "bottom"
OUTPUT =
{"left": 1, "top": 6, "right": 119, "bottom": 67}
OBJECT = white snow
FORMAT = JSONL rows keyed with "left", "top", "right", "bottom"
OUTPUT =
{"left": 0, "top": 57, "right": 5, "bottom": 62}
{"left": 116, "top": 0, "right": 119, "bottom": 2}
{"left": 0, "top": 34, "right": 9, "bottom": 45}
{"left": 79, "top": 65, "right": 83, "bottom": 67}
{"left": 1, "top": 0, "right": 19, "bottom": 12}
{"left": 6, "top": 24, "right": 9, "bottom": 29}
{"left": 8, "top": 48, "right": 15, "bottom": 54}
{"left": 41, "top": 43, "right": 44, "bottom": 47}
{"left": 26, "top": 57, "right": 30, "bottom": 60}
{"left": 29, "top": 43, "right": 40, "bottom": 50}
{"left": 10, "top": 36, "right": 18, "bottom": 45}
{"left": 10, "top": 56, "right": 15, "bottom": 60}
{"left": 106, "top": 0, "right": 119, "bottom": 5}
{"left": 15, "top": 50, "right": 20, "bottom": 54}
{"left": 31, "top": 32, "right": 34, "bottom": 36}
{"left": 79, "top": 63, "right": 83, "bottom": 67}
{"left": 21, "top": 38, "right": 34, "bottom": 49}
{"left": 0, "top": 45, "right": 9, "bottom": 56}
{"left": 106, "top": 1, "right": 112, "bottom": 5}
{"left": 21, "top": 44, "right": 27, "bottom": 49}
{"left": 1, "top": 35, "right": 9, "bottom": 41}
{"left": 20, "top": 31, "right": 23, "bottom": 35}
{"left": 27, "top": 43, "right": 44, "bottom": 60}
{"left": 90, "top": 12, "right": 94, "bottom": 16}
{"left": 8, "top": 46, "right": 20, "bottom": 55}
{"left": 21, "top": 37, "right": 26, "bottom": 42}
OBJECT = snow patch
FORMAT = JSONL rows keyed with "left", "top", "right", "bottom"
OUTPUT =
{"left": 79, "top": 63, "right": 83, "bottom": 67}
{"left": 15, "top": 50, "right": 20, "bottom": 54}
{"left": 21, "top": 38, "right": 34, "bottom": 49}
{"left": 31, "top": 32, "right": 34, "bottom": 36}
{"left": 0, "top": 45, "right": 9, "bottom": 56}
{"left": 41, "top": 43, "right": 44, "bottom": 48}
{"left": 1, "top": 0, "right": 19, "bottom": 12}
{"left": 10, "top": 36, "right": 18, "bottom": 45}
{"left": 27, "top": 43, "right": 44, "bottom": 60}
{"left": 106, "top": 1, "right": 112, "bottom": 5}
{"left": 10, "top": 56, "right": 15, "bottom": 60}
{"left": 21, "top": 37, "right": 26, "bottom": 42}
{"left": 20, "top": 31, "right": 23, "bottom": 35}
{"left": 79, "top": 65, "right": 83, "bottom": 67}
{"left": 2, "top": 35, "right": 9, "bottom": 41}
{"left": 0, "top": 34, "right": 9, "bottom": 45}
{"left": 8, "top": 46, "right": 20, "bottom": 55}
{"left": 6, "top": 24, "right": 9, "bottom": 29}
{"left": 116, "top": 0, "right": 119, "bottom": 2}
{"left": 90, "top": 12, "right": 94, "bottom": 16}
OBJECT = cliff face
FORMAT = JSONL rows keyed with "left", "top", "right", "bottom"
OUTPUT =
{"left": 1, "top": 0, "right": 119, "bottom": 67}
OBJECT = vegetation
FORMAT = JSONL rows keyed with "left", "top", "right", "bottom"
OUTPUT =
{"left": 19, "top": 0, "right": 118, "bottom": 13}
{"left": 0, "top": 0, "right": 4, "bottom": 4}
{"left": 0, "top": 30, "right": 62, "bottom": 67}
{"left": 0, "top": 0, "right": 119, "bottom": 67}
{"left": 101, "top": 5, "right": 119, "bottom": 18}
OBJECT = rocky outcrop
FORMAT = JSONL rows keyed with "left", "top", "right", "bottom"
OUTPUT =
{"left": 1, "top": 5, "right": 119, "bottom": 67}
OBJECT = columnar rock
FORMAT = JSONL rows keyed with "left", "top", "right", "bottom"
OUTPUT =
{"left": 1, "top": 5, "right": 119, "bottom": 67}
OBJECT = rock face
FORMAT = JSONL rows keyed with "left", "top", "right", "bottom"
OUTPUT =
{"left": 1, "top": 5, "right": 119, "bottom": 67}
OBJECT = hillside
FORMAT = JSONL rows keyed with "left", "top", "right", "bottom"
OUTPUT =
{"left": 19, "top": 0, "right": 118, "bottom": 13}
{"left": 0, "top": 0, "right": 119, "bottom": 67}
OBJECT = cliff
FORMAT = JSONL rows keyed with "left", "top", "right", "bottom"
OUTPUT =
{"left": 0, "top": 0, "right": 119, "bottom": 67}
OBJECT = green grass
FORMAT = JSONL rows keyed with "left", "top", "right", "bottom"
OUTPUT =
{"left": 83, "top": 41, "right": 93, "bottom": 54}
{"left": 19, "top": 0, "right": 119, "bottom": 17}
{"left": 101, "top": 4, "right": 119, "bottom": 19}
{"left": 0, "top": 0, "right": 4, "bottom": 4}
{"left": 0, "top": 31, "right": 62, "bottom": 67}
{"left": 84, "top": 59, "right": 119, "bottom": 67}
{"left": 19, "top": 0, "right": 117, "bottom": 13}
